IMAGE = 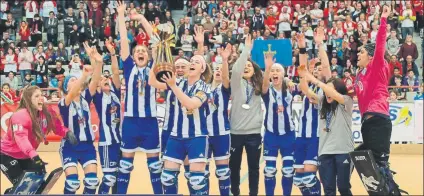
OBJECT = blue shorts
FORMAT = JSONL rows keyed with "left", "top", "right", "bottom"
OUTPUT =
{"left": 121, "top": 117, "right": 160, "bottom": 153}
{"left": 60, "top": 141, "right": 97, "bottom": 170}
{"left": 208, "top": 134, "right": 230, "bottom": 161}
{"left": 293, "top": 137, "right": 319, "bottom": 169}
{"left": 263, "top": 131, "right": 295, "bottom": 162}
{"left": 163, "top": 136, "right": 208, "bottom": 164}
{"left": 161, "top": 129, "right": 171, "bottom": 154}
{"left": 98, "top": 143, "right": 121, "bottom": 173}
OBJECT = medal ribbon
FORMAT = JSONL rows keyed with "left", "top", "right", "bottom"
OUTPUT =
{"left": 137, "top": 67, "right": 147, "bottom": 93}
{"left": 72, "top": 96, "right": 85, "bottom": 126}
{"left": 244, "top": 80, "right": 254, "bottom": 105}
{"left": 185, "top": 80, "right": 201, "bottom": 97}
{"left": 325, "top": 111, "right": 333, "bottom": 131}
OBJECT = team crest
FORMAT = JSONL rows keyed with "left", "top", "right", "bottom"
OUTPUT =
{"left": 12, "top": 124, "right": 23, "bottom": 132}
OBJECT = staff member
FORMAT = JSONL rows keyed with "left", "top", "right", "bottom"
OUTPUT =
{"left": 229, "top": 34, "right": 264, "bottom": 196}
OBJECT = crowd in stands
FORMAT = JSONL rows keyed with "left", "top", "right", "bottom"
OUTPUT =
{"left": 0, "top": 0, "right": 423, "bottom": 104}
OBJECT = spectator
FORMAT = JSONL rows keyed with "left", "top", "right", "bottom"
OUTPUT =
{"left": 63, "top": 7, "right": 77, "bottom": 46}
{"left": 403, "top": 69, "right": 420, "bottom": 92}
{"left": 77, "top": 11, "right": 88, "bottom": 34}
{"left": 3, "top": 71, "right": 18, "bottom": 90}
{"left": 144, "top": 2, "right": 160, "bottom": 22}
{"left": 344, "top": 59, "right": 356, "bottom": 75}
{"left": 68, "top": 24, "right": 80, "bottom": 48}
{"left": 49, "top": 90, "right": 60, "bottom": 102}
{"left": 89, "top": 1, "right": 103, "bottom": 28}
{"left": 399, "top": 34, "right": 419, "bottom": 61}
{"left": 4, "top": 47, "right": 17, "bottom": 73}
{"left": 399, "top": 1, "right": 416, "bottom": 39}
{"left": 4, "top": 13, "right": 16, "bottom": 41}
{"left": 55, "top": 42, "right": 68, "bottom": 64}
{"left": 1, "top": 83, "right": 19, "bottom": 103}
{"left": 389, "top": 90, "right": 398, "bottom": 102}
{"left": 203, "top": 15, "right": 214, "bottom": 32}
{"left": 330, "top": 57, "right": 343, "bottom": 78}
{"left": 390, "top": 67, "right": 403, "bottom": 86}
{"left": 346, "top": 35, "right": 358, "bottom": 66}
{"left": 389, "top": 55, "right": 403, "bottom": 78}
{"left": 264, "top": 9, "right": 277, "bottom": 36}
{"left": 414, "top": 84, "right": 424, "bottom": 100}
{"left": 181, "top": 28, "right": 194, "bottom": 58}
{"left": 310, "top": 2, "right": 323, "bottom": 29}
{"left": 50, "top": 60, "right": 65, "bottom": 88}
{"left": 86, "top": 19, "right": 99, "bottom": 45}
{"left": 25, "top": 0, "right": 39, "bottom": 26}
{"left": 193, "top": 7, "right": 204, "bottom": 25}
{"left": 18, "top": 45, "right": 34, "bottom": 83}
{"left": 46, "top": 11, "right": 58, "bottom": 45}
{"left": 18, "top": 22, "right": 30, "bottom": 44}
{"left": 100, "top": 15, "right": 115, "bottom": 40}
{"left": 10, "top": 1, "right": 23, "bottom": 28}
{"left": 0, "top": 0, "right": 8, "bottom": 21}
{"left": 30, "top": 14, "right": 43, "bottom": 47}
{"left": 135, "top": 27, "right": 149, "bottom": 47}
{"left": 402, "top": 55, "right": 420, "bottom": 77}
{"left": 369, "top": 21, "right": 379, "bottom": 43}
{"left": 391, "top": 75, "right": 407, "bottom": 100}
{"left": 35, "top": 56, "right": 48, "bottom": 88}
{"left": 178, "top": 16, "right": 194, "bottom": 39}
{"left": 45, "top": 42, "right": 56, "bottom": 64}
{"left": 386, "top": 30, "right": 400, "bottom": 57}
{"left": 40, "top": 0, "right": 57, "bottom": 30}
{"left": 22, "top": 73, "right": 34, "bottom": 87}
{"left": 251, "top": 6, "right": 265, "bottom": 31}
{"left": 68, "top": 53, "right": 83, "bottom": 77}
{"left": 34, "top": 45, "right": 47, "bottom": 61}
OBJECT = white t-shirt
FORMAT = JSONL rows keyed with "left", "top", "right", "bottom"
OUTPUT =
{"left": 278, "top": 12, "right": 291, "bottom": 31}
{"left": 310, "top": 9, "right": 323, "bottom": 26}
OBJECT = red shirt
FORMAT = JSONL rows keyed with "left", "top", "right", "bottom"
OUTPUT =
{"left": 389, "top": 61, "right": 402, "bottom": 78}
{"left": 104, "top": 25, "right": 111, "bottom": 38}
{"left": 135, "top": 32, "right": 150, "bottom": 47}
{"left": 0, "top": 55, "right": 5, "bottom": 71}
{"left": 343, "top": 76, "right": 356, "bottom": 97}
{"left": 354, "top": 17, "right": 390, "bottom": 117}
{"left": 265, "top": 15, "right": 277, "bottom": 33}
{"left": 19, "top": 27, "right": 31, "bottom": 41}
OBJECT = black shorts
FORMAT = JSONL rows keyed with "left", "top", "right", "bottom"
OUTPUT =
{"left": 0, "top": 153, "right": 38, "bottom": 185}
{"left": 359, "top": 115, "right": 392, "bottom": 163}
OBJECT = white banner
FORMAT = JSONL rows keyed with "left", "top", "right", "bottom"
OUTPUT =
{"left": 157, "top": 102, "right": 421, "bottom": 143}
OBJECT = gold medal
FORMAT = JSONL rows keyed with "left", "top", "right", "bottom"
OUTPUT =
{"left": 323, "top": 128, "right": 331, "bottom": 132}
{"left": 113, "top": 118, "right": 120, "bottom": 123}
{"left": 186, "top": 109, "right": 193, "bottom": 115}
{"left": 277, "top": 105, "right": 285, "bottom": 113}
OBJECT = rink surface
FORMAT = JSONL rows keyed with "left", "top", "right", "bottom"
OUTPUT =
{"left": 0, "top": 144, "right": 422, "bottom": 195}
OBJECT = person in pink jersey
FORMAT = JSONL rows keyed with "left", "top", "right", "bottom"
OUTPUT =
{"left": 355, "top": 5, "right": 405, "bottom": 195}
{"left": 0, "top": 86, "right": 77, "bottom": 193}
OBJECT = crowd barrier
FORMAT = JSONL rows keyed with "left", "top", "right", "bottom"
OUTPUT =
{"left": 0, "top": 101, "right": 423, "bottom": 144}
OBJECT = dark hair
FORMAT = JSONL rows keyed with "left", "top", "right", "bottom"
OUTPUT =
{"left": 248, "top": 60, "right": 263, "bottom": 95}
{"left": 393, "top": 67, "right": 400, "bottom": 71}
{"left": 319, "top": 78, "right": 348, "bottom": 120}
{"left": 407, "top": 69, "right": 414, "bottom": 73}
{"left": 2, "top": 83, "right": 10, "bottom": 89}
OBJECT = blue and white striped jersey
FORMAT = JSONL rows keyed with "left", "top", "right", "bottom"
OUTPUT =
{"left": 93, "top": 83, "right": 122, "bottom": 146}
{"left": 206, "top": 84, "right": 231, "bottom": 136}
{"left": 263, "top": 85, "right": 296, "bottom": 135}
{"left": 170, "top": 78, "right": 210, "bottom": 138}
{"left": 59, "top": 89, "right": 95, "bottom": 143}
{"left": 162, "top": 79, "right": 184, "bottom": 132}
{"left": 298, "top": 84, "right": 321, "bottom": 138}
{"left": 122, "top": 57, "right": 156, "bottom": 117}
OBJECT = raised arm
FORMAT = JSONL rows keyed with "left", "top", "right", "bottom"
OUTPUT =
{"left": 105, "top": 40, "right": 121, "bottom": 89}
{"left": 85, "top": 45, "right": 103, "bottom": 96}
{"left": 117, "top": 1, "right": 129, "bottom": 61}
{"left": 220, "top": 43, "right": 232, "bottom": 89}
{"left": 296, "top": 33, "right": 308, "bottom": 69}
{"left": 298, "top": 65, "right": 319, "bottom": 103}
{"left": 193, "top": 26, "right": 205, "bottom": 55}
{"left": 262, "top": 53, "right": 275, "bottom": 94}
{"left": 371, "top": 5, "right": 390, "bottom": 69}
{"left": 64, "top": 66, "right": 93, "bottom": 106}
{"left": 231, "top": 34, "right": 253, "bottom": 89}
{"left": 308, "top": 72, "right": 345, "bottom": 104}
{"left": 163, "top": 73, "right": 206, "bottom": 110}
{"left": 314, "top": 27, "right": 331, "bottom": 80}
{"left": 129, "top": 9, "right": 154, "bottom": 38}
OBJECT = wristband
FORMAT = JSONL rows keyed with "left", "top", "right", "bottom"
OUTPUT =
{"left": 299, "top": 48, "right": 307, "bottom": 54}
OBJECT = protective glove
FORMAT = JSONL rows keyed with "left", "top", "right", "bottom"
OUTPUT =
{"left": 31, "top": 155, "right": 47, "bottom": 175}
{"left": 65, "top": 131, "right": 78, "bottom": 146}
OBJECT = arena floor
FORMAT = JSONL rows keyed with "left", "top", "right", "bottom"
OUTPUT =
{"left": 1, "top": 147, "right": 422, "bottom": 195}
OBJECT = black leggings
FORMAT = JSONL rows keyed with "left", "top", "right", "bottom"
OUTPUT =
{"left": 359, "top": 116, "right": 392, "bottom": 164}
{"left": 229, "top": 133, "right": 262, "bottom": 196}
{"left": 0, "top": 153, "right": 39, "bottom": 186}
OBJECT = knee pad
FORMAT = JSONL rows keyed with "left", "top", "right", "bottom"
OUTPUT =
{"left": 189, "top": 172, "right": 207, "bottom": 191}
{"left": 119, "top": 160, "right": 134, "bottom": 174}
{"left": 303, "top": 173, "right": 318, "bottom": 188}
{"left": 83, "top": 175, "right": 100, "bottom": 190}
{"left": 65, "top": 176, "right": 81, "bottom": 192}
{"left": 282, "top": 167, "right": 294, "bottom": 178}
{"left": 293, "top": 174, "right": 305, "bottom": 188}
{"left": 161, "top": 169, "right": 179, "bottom": 187}
{"left": 264, "top": 166, "right": 277, "bottom": 178}
{"left": 148, "top": 160, "right": 163, "bottom": 174}
{"left": 102, "top": 174, "right": 117, "bottom": 187}
{"left": 215, "top": 167, "right": 231, "bottom": 181}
